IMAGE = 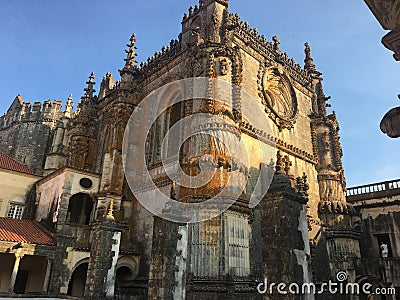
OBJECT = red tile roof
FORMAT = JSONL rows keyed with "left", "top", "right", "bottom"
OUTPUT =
{"left": 0, "top": 150, "right": 35, "bottom": 175}
{"left": 0, "top": 217, "right": 54, "bottom": 245}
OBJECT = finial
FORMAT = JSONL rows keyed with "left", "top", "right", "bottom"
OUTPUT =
{"left": 275, "top": 151, "right": 285, "bottom": 174}
{"left": 65, "top": 94, "right": 74, "bottom": 117}
{"left": 124, "top": 34, "right": 138, "bottom": 67}
{"left": 106, "top": 199, "right": 115, "bottom": 221}
{"left": 296, "top": 172, "right": 309, "bottom": 199}
{"left": 316, "top": 80, "right": 331, "bottom": 116}
{"left": 272, "top": 35, "right": 280, "bottom": 54}
{"left": 282, "top": 155, "right": 292, "bottom": 176}
{"left": 304, "top": 42, "right": 319, "bottom": 75}
{"left": 170, "top": 181, "right": 177, "bottom": 200}
{"left": 83, "top": 72, "right": 96, "bottom": 98}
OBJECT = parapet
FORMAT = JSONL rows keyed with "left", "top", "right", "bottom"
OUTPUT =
{"left": 0, "top": 95, "right": 71, "bottom": 129}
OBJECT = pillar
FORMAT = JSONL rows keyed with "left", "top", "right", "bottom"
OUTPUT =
{"left": 148, "top": 216, "right": 188, "bottom": 300}
{"left": 85, "top": 207, "right": 121, "bottom": 299}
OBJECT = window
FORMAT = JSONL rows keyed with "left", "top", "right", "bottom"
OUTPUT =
{"left": 375, "top": 233, "right": 392, "bottom": 258}
{"left": 227, "top": 212, "right": 250, "bottom": 277}
{"left": 7, "top": 204, "right": 24, "bottom": 219}
{"left": 67, "top": 193, "right": 93, "bottom": 225}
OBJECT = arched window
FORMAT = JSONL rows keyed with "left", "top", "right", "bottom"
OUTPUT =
{"left": 67, "top": 193, "right": 93, "bottom": 225}
{"left": 146, "top": 90, "right": 184, "bottom": 165}
{"left": 166, "top": 101, "right": 183, "bottom": 158}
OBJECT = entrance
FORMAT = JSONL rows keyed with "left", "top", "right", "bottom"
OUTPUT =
{"left": 67, "top": 262, "right": 88, "bottom": 297}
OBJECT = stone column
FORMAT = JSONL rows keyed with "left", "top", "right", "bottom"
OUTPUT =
{"left": 47, "top": 235, "right": 72, "bottom": 296}
{"left": 9, "top": 253, "right": 24, "bottom": 293}
{"left": 42, "top": 258, "right": 52, "bottom": 293}
{"left": 85, "top": 205, "right": 121, "bottom": 299}
{"left": 148, "top": 216, "right": 188, "bottom": 300}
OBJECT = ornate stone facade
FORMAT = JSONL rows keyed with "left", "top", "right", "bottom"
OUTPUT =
{"left": 0, "top": 0, "right": 398, "bottom": 299}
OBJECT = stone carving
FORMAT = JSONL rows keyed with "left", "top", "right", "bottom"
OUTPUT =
{"left": 382, "top": 29, "right": 400, "bottom": 61}
{"left": 275, "top": 150, "right": 285, "bottom": 174}
{"left": 219, "top": 58, "right": 229, "bottom": 75}
{"left": 296, "top": 172, "right": 309, "bottom": 199}
{"left": 282, "top": 154, "right": 292, "bottom": 176}
{"left": 364, "top": 0, "right": 400, "bottom": 30}
{"left": 208, "top": 11, "right": 221, "bottom": 43}
{"left": 228, "top": 12, "right": 313, "bottom": 88}
{"left": 70, "top": 136, "right": 89, "bottom": 169}
{"left": 380, "top": 96, "right": 400, "bottom": 138}
{"left": 272, "top": 35, "right": 280, "bottom": 53}
{"left": 124, "top": 34, "right": 138, "bottom": 67}
{"left": 315, "top": 80, "right": 331, "bottom": 116}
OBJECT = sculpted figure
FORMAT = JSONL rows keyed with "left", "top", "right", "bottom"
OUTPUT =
{"left": 220, "top": 58, "right": 229, "bottom": 76}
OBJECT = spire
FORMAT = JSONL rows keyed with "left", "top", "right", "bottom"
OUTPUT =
{"left": 315, "top": 79, "right": 331, "bottom": 116}
{"left": 124, "top": 34, "right": 138, "bottom": 67}
{"left": 65, "top": 94, "right": 74, "bottom": 118}
{"left": 304, "top": 42, "right": 321, "bottom": 77}
{"left": 83, "top": 72, "right": 96, "bottom": 99}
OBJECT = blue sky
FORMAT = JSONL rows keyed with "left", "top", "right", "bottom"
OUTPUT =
{"left": 0, "top": 0, "right": 399, "bottom": 187}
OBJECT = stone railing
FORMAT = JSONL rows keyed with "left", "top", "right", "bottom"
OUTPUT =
{"left": 346, "top": 179, "right": 400, "bottom": 196}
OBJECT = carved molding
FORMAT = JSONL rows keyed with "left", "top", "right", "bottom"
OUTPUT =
{"left": 240, "top": 120, "right": 316, "bottom": 164}
{"left": 364, "top": 0, "right": 400, "bottom": 30}
{"left": 258, "top": 64, "right": 298, "bottom": 131}
{"left": 382, "top": 29, "right": 400, "bottom": 61}
{"left": 381, "top": 104, "right": 400, "bottom": 138}
{"left": 228, "top": 13, "right": 313, "bottom": 89}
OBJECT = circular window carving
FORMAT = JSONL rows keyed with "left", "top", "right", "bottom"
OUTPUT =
{"left": 79, "top": 178, "right": 93, "bottom": 189}
{"left": 259, "top": 66, "right": 298, "bottom": 130}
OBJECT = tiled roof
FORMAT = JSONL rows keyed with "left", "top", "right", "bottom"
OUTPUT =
{"left": 0, "top": 150, "right": 35, "bottom": 175}
{"left": 0, "top": 217, "right": 54, "bottom": 246}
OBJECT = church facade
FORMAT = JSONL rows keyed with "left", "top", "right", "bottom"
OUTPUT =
{"left": 0, "top": 1, "right": 399, "bottom": 299}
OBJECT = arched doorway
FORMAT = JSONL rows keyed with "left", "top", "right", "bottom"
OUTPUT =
{"left": 67, "top": 262, "right": 88, "bottom": 297}
{"left": 115, "top": 256, "right": 139, "bottom": 290}
{"left": 116, "top": 266, "right": 134, "bottom": 284}
{"left": 67, "top": 193, "right": 93, "bottom": 225}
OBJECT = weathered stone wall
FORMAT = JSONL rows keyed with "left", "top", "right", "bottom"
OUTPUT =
{"left": 85, "top": 219, "right": 121, "bottom": 299}
{"left": 0, "top": 122, "right": 54, "bottom": 174}
{"left": 260, "top": 173, "right": 312, "bottom": 299}
{"left": 0, "top": 97, "right": 67, "bottom": 175}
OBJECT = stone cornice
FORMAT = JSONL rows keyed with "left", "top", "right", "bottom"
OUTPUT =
{"left": 364, "top": 0, "right": 400, "bottom": 30}
{"left": 36, "top": 166, "right": 101, "bottom": 186}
